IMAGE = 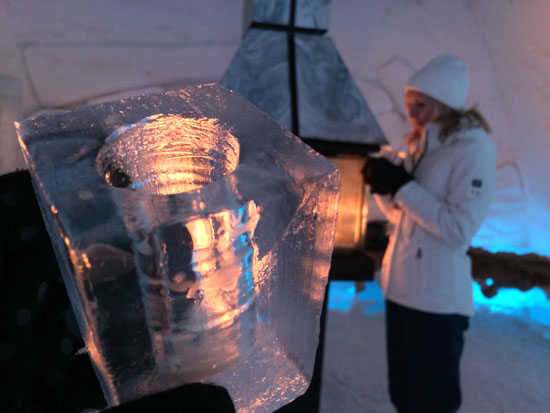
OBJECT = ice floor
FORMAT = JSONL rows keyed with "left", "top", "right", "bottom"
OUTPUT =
{"left": 320, "top": 280, "right": 550, "bottom": 413}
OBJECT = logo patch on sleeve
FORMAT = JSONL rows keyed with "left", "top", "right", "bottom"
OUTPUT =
{"left": 469, "top": 179, "right": 483, "bottom": 198}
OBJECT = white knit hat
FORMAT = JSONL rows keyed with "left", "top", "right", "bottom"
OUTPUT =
{"left": 405, "top": 54, "right": 469, "bottom": 111}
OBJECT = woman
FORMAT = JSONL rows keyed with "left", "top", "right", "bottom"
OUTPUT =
{"left": 363, "top": 54, "right": 496, "bottom": 413}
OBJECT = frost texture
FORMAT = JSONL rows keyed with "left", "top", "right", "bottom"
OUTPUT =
{"left": 16, "top": 84, "right": 340, "bottom": 412}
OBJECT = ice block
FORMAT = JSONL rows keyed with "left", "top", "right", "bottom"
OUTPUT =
{"left": 16, "top": 84, "right": 340, "bottom": 412}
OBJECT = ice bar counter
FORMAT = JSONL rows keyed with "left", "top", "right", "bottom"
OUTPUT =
{"left": 15, "top": 84, "right": 340, "bottom": 412}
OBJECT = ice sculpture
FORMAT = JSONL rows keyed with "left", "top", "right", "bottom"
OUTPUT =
{"left": 221, "top": 0, "right": 385, "bottom": 144}
{"left": 16, "top": 84, "right": 340, "bottom": 412}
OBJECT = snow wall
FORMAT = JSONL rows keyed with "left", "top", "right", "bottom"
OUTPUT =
{"left": 1, "top": 0, "right": 549, "bottom": 256}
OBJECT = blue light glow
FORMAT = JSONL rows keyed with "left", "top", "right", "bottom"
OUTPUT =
{"left": 328, "top": 279, "right": 550, "bottom": 338}
{"left": 327, "top": 282, "right": 356, "bottom": 312}
{"left": 473, "top": 282, "right": 550, "bottom": 322}
{"left": 328, "top": 280, "right": 384, "bottom": 315}
{"left": 130, "top": 180, "right": 147, "bottom": 189}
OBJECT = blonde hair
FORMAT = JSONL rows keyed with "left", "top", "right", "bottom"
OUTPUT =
{"left": 437, "top": 105, "right": 490, "bottom": 140}
{"left": 405, "top": 99, "right": 490, "bottom": 145}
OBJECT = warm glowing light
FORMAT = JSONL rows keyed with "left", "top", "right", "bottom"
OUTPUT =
{"left": 182, "top": 201, "right": 260, "bottom": 330}
{"left": 329, "top": 156, "right": 367, "bottom": 249}
{"left": 85, "top": 330, "right": 119, "bottom": 405}
{"left": 97, "top": 114, "right": 240, "bottom": 195}
{"left": 187, "top": 217, "right": 214, "bottom": 249}
{"left": 81, "top": 253, "right": 92, "bottom": 269}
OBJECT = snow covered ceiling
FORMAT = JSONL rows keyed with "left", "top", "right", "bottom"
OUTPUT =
{"left": 1, "top": 0, "right": 549, "bottom": 256}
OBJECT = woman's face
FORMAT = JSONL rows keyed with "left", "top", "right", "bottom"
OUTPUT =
{"left": 405, "top": 90, "right": 440, "bottom": 131}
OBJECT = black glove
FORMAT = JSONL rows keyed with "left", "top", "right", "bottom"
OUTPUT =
{"left": 361, "top": 158, "right": 389, "bottom": 195}
{"left": 362, "top": 157, "right": 413, "bottom": 195}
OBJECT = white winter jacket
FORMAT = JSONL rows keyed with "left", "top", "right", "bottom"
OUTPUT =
{"left": 375, "top": 122, "right": 496, "bottom": 316}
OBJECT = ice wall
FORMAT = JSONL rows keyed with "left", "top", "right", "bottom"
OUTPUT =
{"left": 0, "top": 0, "right": 244, "bottom": 110}
{"left": 0, "top": 0, "right": 549, "bottom": 254}
{"left": 330, "top": 0, "right": 536, "bottom": 254}
{"left": 470, "top": 0, "right": 550, "bottom": 255}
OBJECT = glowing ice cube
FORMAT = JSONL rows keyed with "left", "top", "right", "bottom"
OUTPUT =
{"left": 16, "top": 84, "right": 340, "bottom": 412}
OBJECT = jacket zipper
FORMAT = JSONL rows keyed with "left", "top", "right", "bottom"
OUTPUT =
{"left": 416, "top": 247, "right": 422, "bottom": 282}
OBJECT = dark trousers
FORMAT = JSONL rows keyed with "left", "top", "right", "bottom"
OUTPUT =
{"left": 385, "top": 300, "right": 469, "bottom": 413}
